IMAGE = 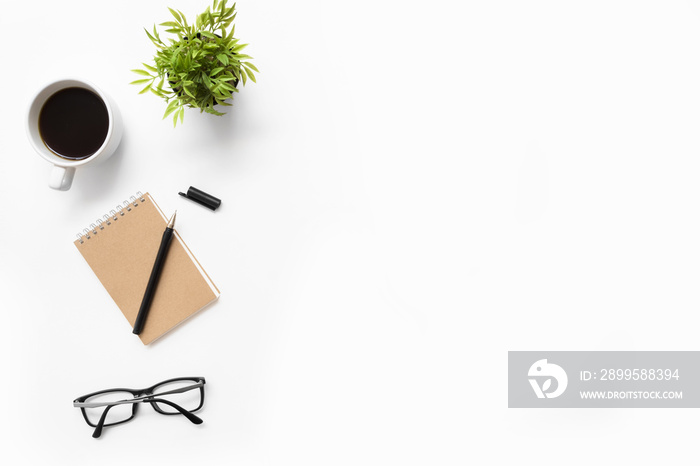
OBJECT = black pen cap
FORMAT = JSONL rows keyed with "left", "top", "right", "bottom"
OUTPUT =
{"left": 179, "top": 186, "right": 222, "bottom": 211}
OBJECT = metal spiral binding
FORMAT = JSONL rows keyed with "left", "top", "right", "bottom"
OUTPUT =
{"left": 76, "top": 191, "right": 145, "bottom": 244}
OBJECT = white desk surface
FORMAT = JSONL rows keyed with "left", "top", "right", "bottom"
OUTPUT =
{"left": 2, "top": 1, "right": 700, "bottom": 464}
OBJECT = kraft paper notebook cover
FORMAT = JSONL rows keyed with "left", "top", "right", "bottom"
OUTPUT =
{"left": 74, "top": 191, "right": 220, "bottom": 344}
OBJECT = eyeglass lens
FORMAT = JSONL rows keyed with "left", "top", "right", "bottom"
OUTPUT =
{"left": 151, "top": 380, "right": 203, "bottom": 413}
{"left": 82, "top": 391, "right": 135, "bottom": 426}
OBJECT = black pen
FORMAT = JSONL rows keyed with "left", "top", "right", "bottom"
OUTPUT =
{"left": 133, "top": 211, "right": 177, "bottom": 335}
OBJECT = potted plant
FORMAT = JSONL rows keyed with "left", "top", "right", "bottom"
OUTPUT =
{"left": 131, "top": 0, "right": 258, "bottom": 126}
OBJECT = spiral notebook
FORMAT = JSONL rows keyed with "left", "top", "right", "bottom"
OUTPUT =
{"left": 74, "top": 192, "right": 220, "bottom": 345}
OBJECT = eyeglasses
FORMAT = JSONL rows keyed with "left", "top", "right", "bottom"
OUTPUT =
{"left": 73, "top": 377, "right": 206, "bottom": 438}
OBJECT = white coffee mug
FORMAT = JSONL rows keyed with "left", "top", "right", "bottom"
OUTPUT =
{"left": 26, "top": 78, "right": 123, "bottom": 191}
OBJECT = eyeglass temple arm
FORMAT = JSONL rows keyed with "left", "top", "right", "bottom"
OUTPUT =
{"left": 91, "top": 398, "right": 203, "bottom": 438}
{"left": 92, "top": 405, "right": 115, "bottom": 438}
{"left": 75, "top": 381, "right": 204, "bottom": 408}
{"left": 148, "top": 398, "right": 203, "bottom": 424}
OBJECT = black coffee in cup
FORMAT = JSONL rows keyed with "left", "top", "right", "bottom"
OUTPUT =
{"left": 38, "top": 87, "right": 110, "bottom": 160}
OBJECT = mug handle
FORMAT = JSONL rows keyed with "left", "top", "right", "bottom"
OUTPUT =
{"left": 49, "top": 165, "right": 76, "bottom": 191}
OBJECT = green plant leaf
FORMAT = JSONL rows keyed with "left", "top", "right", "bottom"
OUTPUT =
{"left": 131, "top": 69, "right": 152, "bottom": 76}
{"left": 142, "top": 62, "right": 158, "bottom": 72}
{"left": 201, "top": 72, "right": 213, "bottom": 87}
{"left": 139, "top": 83, "right": 152, "bottom": 94}
{"left": 168, "top": 7, "right": 182, "bottom": 24}
{"left": 183, "top": 86, "right": 196, "bottom": 98}
{"left": 145, "top": 28, "right": 158, "bottom": 44}
{"left": 242, "top": 62, "right": 259, "bottom": 73}
{"left": 216, "top": 54, "right": 229, "bottom": 65}
{"left": 178, "top": 10, "right": 188, "bottom": 28}
{"left": 163, "top": 99, "right": 180, "bottom": 119}
{"left": 130, "top": 78, "right": 152, "bottom": 85}
{"left": 244, "top": 67, "right": 256, "bottom": 83}
{"left": 203, "top": 106, "right": 225, "bottom": 116}
{"left": 219, "top": 81, "right": 235, "bottom": 92}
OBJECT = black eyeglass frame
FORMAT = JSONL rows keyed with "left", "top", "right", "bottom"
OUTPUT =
{"left": 73, "top": 376, "right": 206, "bottom": 438}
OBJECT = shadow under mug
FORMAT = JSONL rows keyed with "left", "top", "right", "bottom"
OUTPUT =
{"left": 27, "top": 79, "right": 123, "bottom": 191}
